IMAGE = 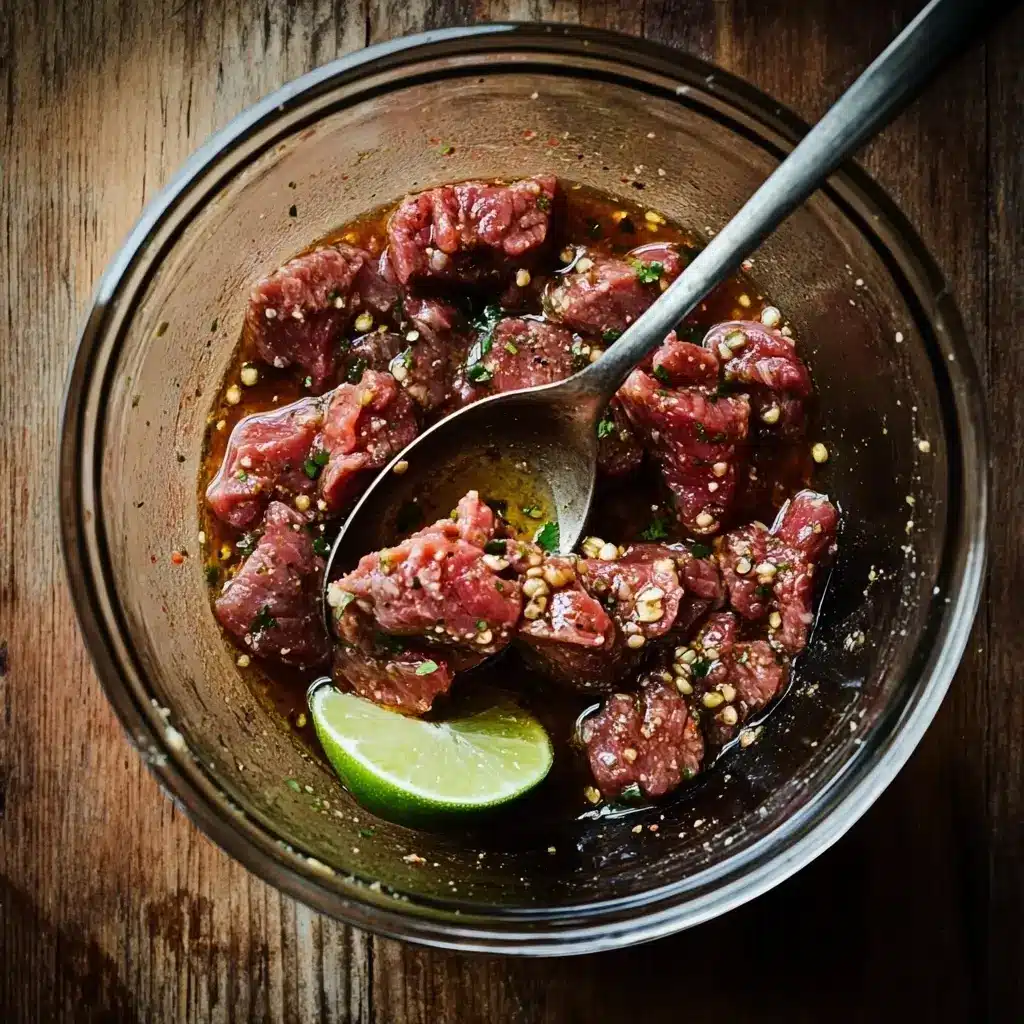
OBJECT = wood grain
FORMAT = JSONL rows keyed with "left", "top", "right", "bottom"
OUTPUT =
{"left": 0, "top": 0, "right": 1019, "bottom": 1020}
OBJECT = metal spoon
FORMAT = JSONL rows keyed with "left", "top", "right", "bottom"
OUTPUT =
{"left": 324, "top": 0, "right": 995, "bottom": 597}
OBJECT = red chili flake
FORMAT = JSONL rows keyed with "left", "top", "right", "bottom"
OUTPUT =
{"left": 150, "top": 554, "right": 157, "bottom": 564}
{"left": 546, "top": 137, "right": 560, "bottom": 148}
{"left": 170, "top": 551, "right": 186, "bottom": 565}
{"left": 522, "top": 130, "right": 537, "bottom": 141}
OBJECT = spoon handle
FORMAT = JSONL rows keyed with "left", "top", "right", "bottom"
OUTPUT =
{"left": 577, "top": 0, "right": 1001, "bottom": 402}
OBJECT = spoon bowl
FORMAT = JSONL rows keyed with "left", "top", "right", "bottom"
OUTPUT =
{"left": 323, "top": 376, "right": 603, "bottom": 594}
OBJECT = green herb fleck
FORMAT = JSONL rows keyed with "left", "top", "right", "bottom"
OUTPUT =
{"left": 521, "top": 504, "right": 543, "bottom": 519}
{"left": 204, "top": 564, "right": 220, "bottom": 586}
{"left": 235, "top": 469, "right": 249, "bottom": 482}
{"left": 652, "top": 364, "right": 672, "bottom": 386}
{"left": 439, "top": 143, "right": 455, "bottom": 155}
{"left": 534, "top": 521, "right": 560, "bottom": 553}
{"left": 466, "top": 362, "right": 494, "bottom": 384}
{"left": 601, "top": 328, "right": 622, "bottom": 343}
{"left": 285, "top": 778, "right": 302, "bottom": 792}
{"left": 691, "top": 657, "right": 712, "bottom": 679}
{"left": 617, "top": 782, "right": 645, "bottom": 805}
{"left": 484, "top": 539, "right": 507, "bottom": 555}
{"left": 303, "top": 448, "right": 330, "bottom": 479}
{"left": 359, "top": 827, "right": 376, "bottom": 838}
{"left": 640, "top": 516, "right": 670, "bottom": 541}
{"left": 756, "top": 583, "right": 773, "bottom": 599}
{"left": 690, "top": 542, "right": 713, "bottom": 559}
{"left": 495, "top": 580, "right": 505, "bottom": 593}
{"left": 250, "top": 604, "right": 278, "bottom": 637}
{"left": 694, "top": 422, "right": 709, "bottom": 442}
{"left": 504, "top": 341, "right": 519, "bottom": 355}
{"left": 312, "top": 537, "right": 330, "bottom": 557}
{"left": 631, "top": 259, "right": 664, "bottom": 285}
{"left": 536, "top": 194, "right": 551, "bottom": 211}
{"left": 597, "top": 416, "right": 616, "bottom": 440}
{"left": 415, "top": 660, "right": 439, "bottom": 676}
{"left": 334, "top": 591, "right": 356, "bottom": 616}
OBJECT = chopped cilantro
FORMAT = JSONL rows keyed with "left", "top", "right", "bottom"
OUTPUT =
{"left": 756, "top": 583, "right": 774, "bottom": 599}
{"left": 312, "top": 537, "right": 330, "bottom": 557}
{"left": 236, "top": 533, "right": 257, "bottom": 556}
{"left": 597, "top": 416, "right": 616, "bottom": 439}
{"left": 737, "top": 649, "right": 750, "bottom": 666}
{"left": 345, "top": 358, "right": 367, "bottom": 384}
{"left": 439, "top": 143, "right": 455, "bottom": 155}
{"left": 303, "top": 375, "right": 314, "bottom": 388}
{"left": 250, "top": 604, "right": 278, "bottom": 637}
{"left": 285, "top": 778, "right": 302, "bottom": 792}
{"left": 640, "top": 516, "right": 670, "bottom": 541}
{"left": 303, "top": 448, "right": 330, "bottom": 479}
{"left": 235, "top": 469, "right": 249, "bottom": 482}
{"left": 617, "top": 782, "right": 644, "bottom": 805}
{"left": 484, "top": 539, "right": 507, "bottom": 555}
{"left": 495, "top": 580, "right": 505, "bottom": 593}
{"left": 204, "top": 564, "right": 220, "bottom": 586}
{"left": 652, "top": 364, "right": 672, "bottom": 386}
{"left": 476, "top": 619, "right": 487, "bottom": 631}
{"left": 534, "top": 521, "right": 560, "bottom": 552}
{"left": 691, "top": 657, "right": 712, "bottom": 679}
{"left": 466, "top": 362, "right": 494, "bottom": 384}
{"left": 601, "top": 328, "right": 622, "bottom": 343}
{"left": 690, "top": 542, "right": 713, "bottom": 559}
{"left": 415, "top": 660, "right": 439, "bottom": 676}
{"left": 359, "top": 827, "right": 376, "bottom": 838}
{"left": 631, "top": 259, "right": 664, "bottom": 285}
{"left": 536, "top": 193, "right": 551, "bottom": 211}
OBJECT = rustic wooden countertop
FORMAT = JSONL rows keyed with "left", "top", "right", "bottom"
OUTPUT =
{"left": 1, "top": 1, "right": 1021, "bottom": 1020}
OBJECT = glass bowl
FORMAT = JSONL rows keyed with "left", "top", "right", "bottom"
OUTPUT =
{"left": 59, "top": 24, "right": 986, "bottom": 955}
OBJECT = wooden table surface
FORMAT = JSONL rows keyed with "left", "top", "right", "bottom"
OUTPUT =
{"left": 2, "top": 0, "right": 1021, "bottom": 1020}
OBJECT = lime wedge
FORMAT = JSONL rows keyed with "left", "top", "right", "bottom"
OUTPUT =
{"left": 308, "top": 683, "right": 553, "bottom": 822}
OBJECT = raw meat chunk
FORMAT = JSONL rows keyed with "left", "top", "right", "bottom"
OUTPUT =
{"left": 452, "top": 317, "right": 575, "bottom": 407}
{"left": 330, "top": 492, "right": 522, "bottom": 656}
{"left": 246, "top": 244, "right": 390, "bottom": 392}
{"left": 716, "top": 489, "right": 838, "bottom": 653}
{"left": 596, "top": 398, "right": 644, "bottom": 478}
{"left": 543, "top": 242, "right": 684, "bottom": 337}
{"left": 619, "top": 368, "right": 750, "bottom": 534}
{"left": 205, "top": 397, "right": 323, "bottom": 529}
{"left": 214, "top": 501, "right": 331, "bottom": 667}
{"left": 582, "top": 676, "right": 704, "bottom": 800}
{"left": 317, "top": 370, "right": 420, "bottom": 512}
{"left": 387, "top": 175, "right": 558, "bottom": 285}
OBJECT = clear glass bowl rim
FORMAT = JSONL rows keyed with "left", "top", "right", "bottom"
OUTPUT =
{"left": 58, "top": 23, "right": 988, "bottom": 955}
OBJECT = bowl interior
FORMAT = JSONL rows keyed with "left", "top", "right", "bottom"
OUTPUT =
{"left": 67, "top": 37, "right": 974, "bottom": 942}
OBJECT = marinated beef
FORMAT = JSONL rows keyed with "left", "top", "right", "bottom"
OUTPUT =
{"left": 543, "top": 242, "right": 684, "bottom": 337}
{"left": 206, "top": 396, "right": 323, "bottom": 529}
{"left": 582, "top": 676, "right": 704, "bottom": 800}
{"left": 214, "top": 501, "right": 331, "bottom": 667}
{"left": 387, "top": 175, "right": 558, "bottom": 286}
{"left": 246, "top": 244, "right": 394, "bottom": 393}
{"left": 596, "top": 398, "right": 644, "bottom": 478}
{"left": 317, "top": 370, "right": 420, "bottom": 512}
{"left": 452, "top": 317, "right": 575, "bottom": 407}
{"left": 704, "top": 321, "right": 811, "bottom": 436}
{"left": 716, "top": 489, "right": 838, "bottom": 653}
{"left": 618, "top": 367, "right": 750, "bottom": 535}
{"left": 330, "top": 492, "right": 522, "bottom": 656}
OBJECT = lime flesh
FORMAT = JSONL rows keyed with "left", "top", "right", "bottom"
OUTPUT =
{"left": 308, "top": 684, "right": 553, "bottom": 822}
